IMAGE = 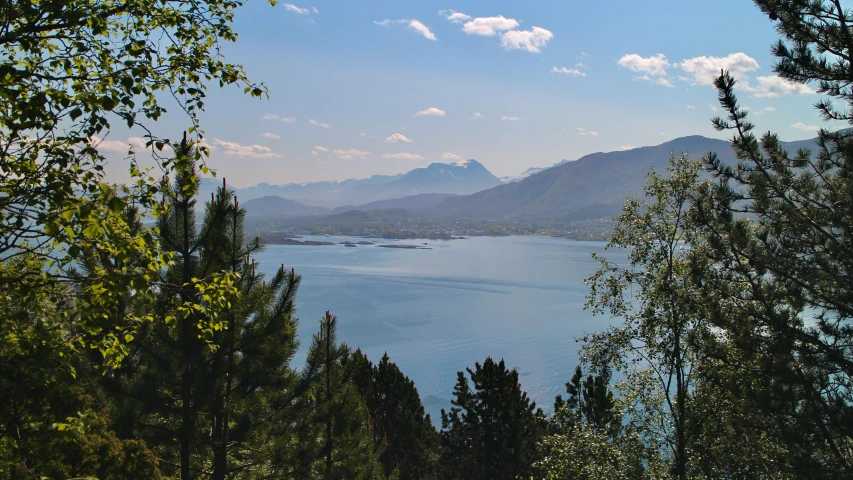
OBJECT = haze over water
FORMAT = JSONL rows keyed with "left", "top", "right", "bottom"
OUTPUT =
{"left": 253, "top": 235, "right": 627, "bottom": 422}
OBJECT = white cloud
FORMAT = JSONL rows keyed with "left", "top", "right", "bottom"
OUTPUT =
{"left": 753, "top": 76, "right": 814, "bottom": 97}
{"left": 501, "top": 27, "right": 553, "bottom": 53}
{"left": 333, "top": 148, "right": 370, "bottom": 159}
{"left": 213, "top": 139, "right": 281, "bottom": 158}
{"left": 439, "top": 9, "right": 472, "bottom": 24}
{"left": 678, "top": 52, "right": 759, "bottom": 86}
{"left": 618, "top": 53, "right": 670, "bottom": 77}
{"left": 128, "top": 137, "right": 149, "bottom": 150}
{"left": 385, "top": 133, "right": 413, "bottom": 143}
{"left": 661, "top": 132, "right": 672, "bottom": 136}
{"left": 282, "top": 117, "right": 297, "bottom": 123}
{"left": 501, "top": 116, "right": 520, "bottom": 121}
{"left": 314, "top": 146, "right": 328, "bottom": 152}
{"left": 442, "top": 153, "right": 463, "bottom": 160}
{"left": 764, "top": 106, "right": 776, "bottom": 111}
{"left": 309, "top": 119, "right": 330, "bottom": 128}
{"left": 618, "top": 54, "right": 674, "bottom": 86}
{"left": 263, "top": 114, "right": 280, "bottom": 120}
{"left": 686, "top": 104, "right": 695, "bottom": 109}
{"left": 472, "top": 112, "right": 484, "bottom": 119}
{"left": 375, "top": 19, "right": 437, "bottom": 41}
{"left": 382, "top": 152, "right": 425, "bottom": 160}
{"left": 462, "top": 16, "right": 519, "bottom": 36}
{"left": 88, "top": 136, "right": 130, "bottom": 152}
{"left": 791, "top": 122, "right": 820, "bottom": 132}
{"left": 577, "top": 128, "right": 599, "bottom": 136}
{"left": 312, "top": 6, "right": 318, "bottom": 13}
{"left": 407, "top": 20, "right": 437, "bottom": 41}
{"left": 311, "top": 151, "right": 318, "bottom": 156}
{"left": 575, "top": 62, "right": 585, "bottom": 68}
{"left": 262, "top": 133, "right": 281, "bottom": 139}
{"left": 360, "top": 132, "right": 367, "bottom": 136}
{"left": 415, "top": 107, "right": 446, "bottom": 116}
{"left": 619, "top": 146, "right": 636, "bottom": 151}
{"left": 283, "top": 3, "right": 311, "bottom": 15}
{"left": 551, "top": 67, "right": 586, "bottom": 77}
{"left": 709, "top": 104, "right": 718, "bottom": 112}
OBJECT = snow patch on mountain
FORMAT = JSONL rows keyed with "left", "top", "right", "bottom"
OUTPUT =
{"left": 449, "top": 159, "right": 473, "bottom": 168}
{"left": 501, "top": 160, "right": 570, "bottom": 183}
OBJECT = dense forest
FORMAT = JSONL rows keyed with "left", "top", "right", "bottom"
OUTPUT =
{"left": 2, "top": 0, "right": 852, "bottom": 478}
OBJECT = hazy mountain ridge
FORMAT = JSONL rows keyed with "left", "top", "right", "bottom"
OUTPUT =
{"left": 428, "top": 134, "right": 826, "bottom": 222}
{"left": 209, "top": 134, "right": 827, "bottom": 222}
{"left": 500, "top": 160, "right": 569, "bottom": 183}
{"left": 242, "top": 196, "right": 330, "bottom": 217}
{"left": 200, "top": 160, "right": 500, "bottom": 208}
{"left": 332, "top": 193, "right": 461, "bottom": 214}
{"left": 428, "top": 136, "right": 738, "bottom": 221}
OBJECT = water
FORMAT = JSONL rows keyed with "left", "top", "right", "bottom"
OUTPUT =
{"left": 253, "top": 235, "right": 626, "bottom": 423}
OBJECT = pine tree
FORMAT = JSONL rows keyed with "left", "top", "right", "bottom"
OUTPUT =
{"left": 200, "top": 184, "right": 306, "bottom": 479}
{"left": 553, "top": 365, "right": 620, "bottom": 436}
{"left": 104, "top": 139, "right": 306, "bottom": 478}
{"left": 439, "top": 357, "right": 547, "bottom": 480}
{"left": 303, "top": 312, "right": 382, "bottom": 479}
{"left": 688, "top": 1, "right": 853, "bottom": 475}
{"left": 347, "top": 350, "right": 440, "bottom": 479}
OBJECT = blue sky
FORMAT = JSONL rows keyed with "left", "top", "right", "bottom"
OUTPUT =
{"left": 101, "top": 0, "right": 841, "bottom": 186}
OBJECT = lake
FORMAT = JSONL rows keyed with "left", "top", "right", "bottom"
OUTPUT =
{"left": 253, "top": 235, "right": 626, "bottom": 423}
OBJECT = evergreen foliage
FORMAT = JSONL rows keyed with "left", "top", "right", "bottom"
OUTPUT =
{"left": 348, "top": 350, "right": 440, "bottom": 479}
{"left": 303, "top": 312, "right": 383, "bottom": 479}
{"left": 439, "top": 357, "right": 546, "bottom": 480}
{"left": 553, "top": 365, "right": 620, "bottom": 435}
{"left": 101, "top": 144, "right": 308, "bottom": 479}
{"left": 686, "top": 0, "right": 853, "bottom": 475}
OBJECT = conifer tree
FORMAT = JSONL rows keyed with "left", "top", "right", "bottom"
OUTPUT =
{"left": 347, "top": 350, "right": 440, "bottom": 479}
{"left": 105, "top": 140, "right": 306, "bottom": 478}
{"left": 200, "top": 184, "right": 306, "bottom": 479}
{"left": 303, "top": 312, "right": 382, "bottom": 479}
{"left": 553, "top": 366, "right": 620, "bottom": 436}
{"left": 688, "top": 0, "right": 853, "bottom": 475}
{"left": 439, "top": 357, "right": 546, "bottom": 480}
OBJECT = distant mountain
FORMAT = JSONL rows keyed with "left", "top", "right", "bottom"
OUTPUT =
{"left": 332, "top": 193, "right": 461, "bottom": 214}
{"left": 349, "top": 160, "right": 501, "bottom": 201}
{"left": 198, "top": 174, "right": 405, "bottom": 208}
{"left": 242, "top": 196, "right": 330, "bottom": 217}
{"left": 430, "top": 134, "right": 831, "bottom": 222}
{"left": 429, "top": 135, "right": 741, "bottom": 221}
{"left": 199, "top": 160, "right": 500, "bottom": 208}
{"left": 500, "top": 160, "right": 569, "bottom": 183}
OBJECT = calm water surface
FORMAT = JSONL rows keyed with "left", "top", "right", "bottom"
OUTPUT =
{"left": 253, "top": 235, "right": 626, "bottom": 422}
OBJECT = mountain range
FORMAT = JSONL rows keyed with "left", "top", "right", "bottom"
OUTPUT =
{"left": 222, "top": 133, "right": 826, "bottom": 223}
{"left": 202, "top": 159, "right": 500, "bottom": 209}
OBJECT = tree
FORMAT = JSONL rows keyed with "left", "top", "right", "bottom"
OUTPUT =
{"left": 585, "top": 154, "right": 713, "bottom": 479}
{"left": 0, "top": 255, "right": 163, "bottom": 479}
{"left": 0, "top": 0, "right": 272, "bottom": 365}
{"left": 686, "top": 0, "right": 853, "bottom": 475}
{"left": 303, "top": 312, "right": 383, "bottom": 479}
{"left": 199, "top": 181, "right": 307, "bottom": 479}
{"left": 553, "top": 365, "right": 620, "bottom": 436}
{"left": 538, "top": 367, "right": 653, "bottom": 480}
{"left": 347, "top": 350, "right": 440, "bottom": 480}
{"left": 101, "top": 144, "right": 308, "bottom": 479}
{"left": 439, "top": 357, "right": 546, "bottom": 480}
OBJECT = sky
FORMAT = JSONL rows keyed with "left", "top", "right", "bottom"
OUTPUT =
{"left": 99, "top": 0, "right": 843, "bottom": 187}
